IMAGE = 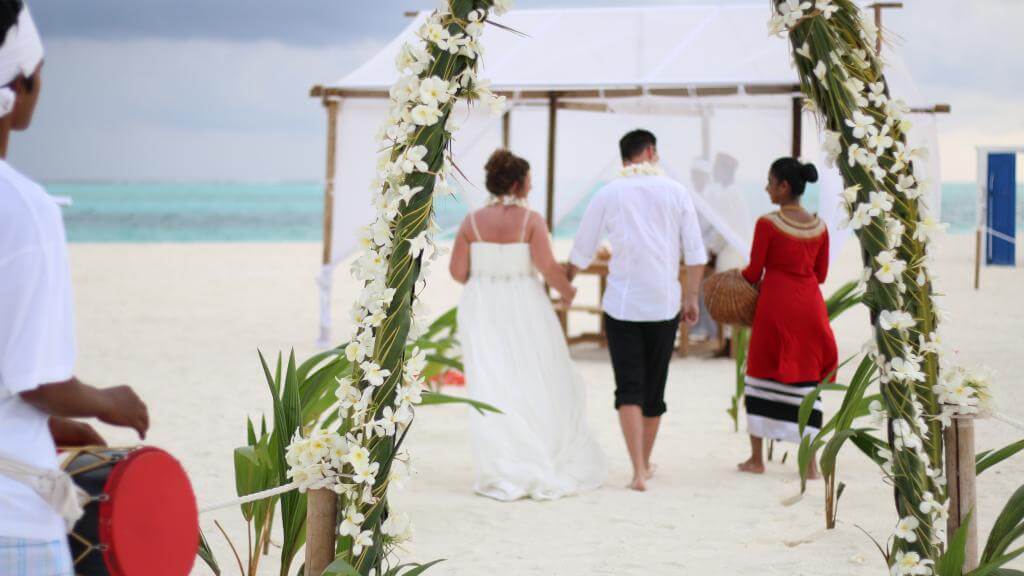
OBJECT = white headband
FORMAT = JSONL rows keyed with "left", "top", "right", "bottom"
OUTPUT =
{"left": 0, "top": 4, "right": 44, "bottom": 118}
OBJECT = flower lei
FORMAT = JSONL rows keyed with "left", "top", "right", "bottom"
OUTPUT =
{"left": 618, "top": 162, "right": 664, "bottom": 178}
{"left": 284, "top": 0, "right": 510, "bottom": 571}
{"left": 486, "top": 195, "right": 530, "bottom": 208}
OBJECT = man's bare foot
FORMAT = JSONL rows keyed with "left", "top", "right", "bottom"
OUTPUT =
{"left": 645, "top": 463, "right": 658, "bottom": 480}
{"left": 629, "top": 475, "right": 647, "bottom": 491}
{"left": 737, "top": 458, "right": 765, "bottom": 474}
{"left": 806, "top": 461, "right": 821, "bottom": 480}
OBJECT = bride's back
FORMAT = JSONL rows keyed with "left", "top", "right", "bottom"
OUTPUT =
{"left": 467, "top": 206, "right": 535, "bottom": 280}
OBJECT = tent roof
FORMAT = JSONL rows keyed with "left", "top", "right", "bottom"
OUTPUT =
{"left": 321, "top": 4, "right": 803, "bottom": 98}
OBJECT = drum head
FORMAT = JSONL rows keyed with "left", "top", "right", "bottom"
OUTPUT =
{"left": 100, "top": 447, "right": 198, "bottom": 576}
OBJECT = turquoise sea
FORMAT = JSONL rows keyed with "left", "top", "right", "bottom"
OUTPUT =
{"left": 50, "top": 181, "right": 1022, "bottom": 243}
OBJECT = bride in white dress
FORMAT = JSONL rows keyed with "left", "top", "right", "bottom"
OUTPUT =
{"left": 449, "top": 149, "right": 607, "bottom": 501}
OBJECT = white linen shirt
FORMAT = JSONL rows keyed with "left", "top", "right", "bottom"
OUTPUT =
{"left": 569, "top": 174, "right": 707, "bottom": 322}
{"left": 0, "top": 160, "right": 76, "bottom": 541}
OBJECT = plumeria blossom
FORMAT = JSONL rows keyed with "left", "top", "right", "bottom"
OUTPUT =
{"left": 894, "top": 516, "right": 920, "bottom": 543}
{"left": 352, "top": 530, "right": 374, "bottom": 556}
{"left": 779, "top": 0, "right": 813, "bottom": 28}
{"left": 874, "top": 250, "right": 907, "bottom": 283}
{"left": 381, "top": 511, "right": 413, "bottom": 541}
{"left": 823, "top": 130, "right": 842, "bottom": 167}
{"left": 813, "top": 60, "right": 828, "bottom": 84}
{"left": 891, "top": 551, "right": 933, "bottom": 576}
{"left": 879, "top": 309, "right": 915, "bottom": 332}
{"left": 815, "top": 0, "right": 839, "bottom": 19}
{"left": 845, "top": 110, "right": 875, "bottom": 139}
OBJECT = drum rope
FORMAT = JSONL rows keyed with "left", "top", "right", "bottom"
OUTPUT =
{"left": 199, "top": 481, "right": 300, "bottom": 514}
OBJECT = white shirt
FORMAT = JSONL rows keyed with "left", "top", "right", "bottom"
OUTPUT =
{"left": 569, "top": 174, "right": 708, "bottom": 322}
{"left": 0, "top": 160, "right": 76, "bottom": 541}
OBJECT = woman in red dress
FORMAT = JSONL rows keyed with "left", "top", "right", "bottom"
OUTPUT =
{"left": 737, "top": 158, "right": 837, "bottom": 476}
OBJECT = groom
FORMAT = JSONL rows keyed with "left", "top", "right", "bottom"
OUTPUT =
{"left": 568, "top": 129, "right": 707, "bottom": 491}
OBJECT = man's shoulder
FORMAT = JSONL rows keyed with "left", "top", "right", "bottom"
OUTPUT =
{"left": 0, "top": 163, "right": 59, "bottom": 253}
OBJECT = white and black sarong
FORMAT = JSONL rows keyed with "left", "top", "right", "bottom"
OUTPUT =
{"left": 744, "top": 376, "right": 822, "bottom": 444}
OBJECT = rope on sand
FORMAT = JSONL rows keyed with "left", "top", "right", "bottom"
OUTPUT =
{"left": 992, "top": 411, "right": 1024, "bottom": 434}
{"left": 199, "top": 481, "right": 300, "bottom": 514}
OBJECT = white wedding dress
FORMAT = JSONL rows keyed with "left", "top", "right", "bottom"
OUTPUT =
{"left": 457, "top": 213, "right": 607, "bottom": 501}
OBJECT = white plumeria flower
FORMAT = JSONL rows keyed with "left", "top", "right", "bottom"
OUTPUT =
{"left": 418, "top": 76, "right": 452, "bottom": 106}
{"left": 371, "top": 218, "right": 393, "bottom": 247}
{"left": 336, "top": 376, "right": 361, "bottom": 408}
{"left": 867, "top": 81, "right": 888, "bottom": 106}
{"left": 914, "top": 215, "right": 948, "bottom": 243}
{"left": 353, "top": 462, "right": 380, "bottom": 485}
{"left": 399, "top": 383, "right": 424, "bottom": 405}
{"left": 339, "top": 506, "right": 366, "bottom": 538}
{"left": 868, "top": 400, "right": 887, "bottom": 428}
{"left": 874, "top": 250, "right": 907, "bottom": 284}
{"left": 352, "top": 530, "right": 374, "bottom": 556}
{"left": 891, "top": 550, "right": 933, "bottom": 576}
{"left": 360, "top": 361, "right": 392, "bottom": 387}
{"left": 845, "top": 111, "right": 874, "bottom": 140}
{"left": 846, "top": 203, "right": 873, "bottom": 230}
{"left": 778, "top": 0, "right": 812, "bottom": 27}
{"left": 841, "top": 184, "right": 860, "bottom": 205}
{"left": 813, "top": 60, "right": 827, "bottom": 84}
{"left": 345, "top": 340, "right": 369, "bottom": 363}
{"left": 890, "top": 357, "right": 926, "bottom": 383}
{"left": 401, "top": 146, "right": 429, "bottom": 173}
{"left": 492, "top": 0, "right": 514, "bottom": 15}
{"left": 847, "top": 143, "right": 871, "bottom": 168}
{"left": 867, "top": 191, "right": 894, "bottom": 215}
{"left": 895, "top": 174, "right": 920, "bottom": 199}
{"left": 815, "top": 0, "right": 839, "bottom": 18}
{"left": 408, "top": 230, "right": 433, "bottom": 259}
{"left": 390, "top": 75, "right": 420, "bottom": 105}
{"left": 866, "top": 124, "right": 894, "bottom": 154}
{"left": 823, "top": 131, "right": 842, "bottom": 167}
{"left": 885, "top": 218, "right": 906, "bottom": 249}
{"left": 396, "top": 184, "right": 423, "bottom": 204}
{"left": 489, "top": 94, "right": 508, "bottom": 116}
{"left": 795, "top": 41, "right": 812, "bottom": 60}
{"left": 879, "top": 310, "right": 915, "bottom": 332}
{"left": 894, "top": 516, "right": 920, "bottom": 542}
{"left": 348, "top": 446, "right": 371, "bottom": 474}
{"left": 411, "top": 103, "right": 444, "bottom": 126}
{"left": 381, "top": 511, "right": 412, "bottom": 540}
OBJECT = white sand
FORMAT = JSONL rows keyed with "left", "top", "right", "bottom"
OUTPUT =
{"left": 67, "top": 234, "right": 1024, "bottom": 575}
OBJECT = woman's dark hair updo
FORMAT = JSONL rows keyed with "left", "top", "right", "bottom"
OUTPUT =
{"left": 0, "top": 1, "right": 24, "bottom": 41}
{"left": 485, "top": 149, "right": 530, "bottom": 197}
{"left": 770, "top": 157, "right": 819, "bottom": 197}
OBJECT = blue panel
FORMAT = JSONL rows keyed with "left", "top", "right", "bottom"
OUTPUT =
{"left": 987, "top": 153, "right": 1016, "bottom": 266}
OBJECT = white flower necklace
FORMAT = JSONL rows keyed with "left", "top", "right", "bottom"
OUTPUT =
{"left": 618, "top": 162, "right": 664, "bottom": 178}
{"left": 487, "top": 195, "right": 529, "bottom": 208}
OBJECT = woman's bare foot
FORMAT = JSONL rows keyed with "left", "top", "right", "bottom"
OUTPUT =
{"left": 737, "top": 458, "right": 765, "bottom": 474}
{"left": 645, "top": 463, "right": 658, "bottom": 480}
{"left": 806, "top": 460, "right": 821, "bottom": 480}
{"left": 629, "top": 475, "right": 648, "bottom": 491}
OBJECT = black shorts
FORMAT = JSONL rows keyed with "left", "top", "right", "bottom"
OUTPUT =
{"left": 604, "top": 313, "right": 679, "bottom": 417}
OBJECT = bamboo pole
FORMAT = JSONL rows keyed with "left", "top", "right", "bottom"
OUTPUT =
{"left": 322, "top": 99, "right": 340, "bottom": 266}
{"left": 305, "top": 488, "right": 338, "bottom": 576}
{"left": 791, "top": 95, "right": 802, "bottom": 158}
{"left": 944, "top": 416, "right": 979, "bottom": 572}
{"left": 974, "top": 227, "right": 982, "bottom": 290}
{"left": 501, "top": 110, "right": 510, "bottom": 149}
{"left": 545, "top": 93, "right": 558, "bottom": 232}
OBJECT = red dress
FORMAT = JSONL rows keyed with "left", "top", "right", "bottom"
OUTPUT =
{"left": 742, "top": 211, "right": 837, "bottom": 385}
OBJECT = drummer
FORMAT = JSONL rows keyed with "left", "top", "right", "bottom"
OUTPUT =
{"left": 0, "top": 2, "right": 149, "bottom": 574}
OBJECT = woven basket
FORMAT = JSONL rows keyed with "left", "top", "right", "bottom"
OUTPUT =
{"left": 703, "top": 269, "right": 759, "bottom": 326}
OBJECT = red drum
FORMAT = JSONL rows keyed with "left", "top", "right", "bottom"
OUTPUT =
{"left": 61, "top": 446, "right": 198, "bottom": 576}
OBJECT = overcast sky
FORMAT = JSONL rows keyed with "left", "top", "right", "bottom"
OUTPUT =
{"left": 8, "top": 0, "right": 1021, "bottom": 182}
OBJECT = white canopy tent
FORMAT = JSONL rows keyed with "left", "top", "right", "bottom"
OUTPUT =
{"left": 310, "top": 4, "right": 947, "bottom": 346}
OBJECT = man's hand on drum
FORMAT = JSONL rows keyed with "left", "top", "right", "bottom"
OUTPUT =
{"left": 20, "top": 377, "right": 150, "bottom": 441}
{"left": 49, "top": 417, "right": 107, "bottom": 447}
{"left": 96, "top": 385, "right": 150, "bottom": 439}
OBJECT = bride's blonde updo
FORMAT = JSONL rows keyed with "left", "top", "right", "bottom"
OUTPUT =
{"left": 484, "top": 149, "right": 530, "bottom": 197}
